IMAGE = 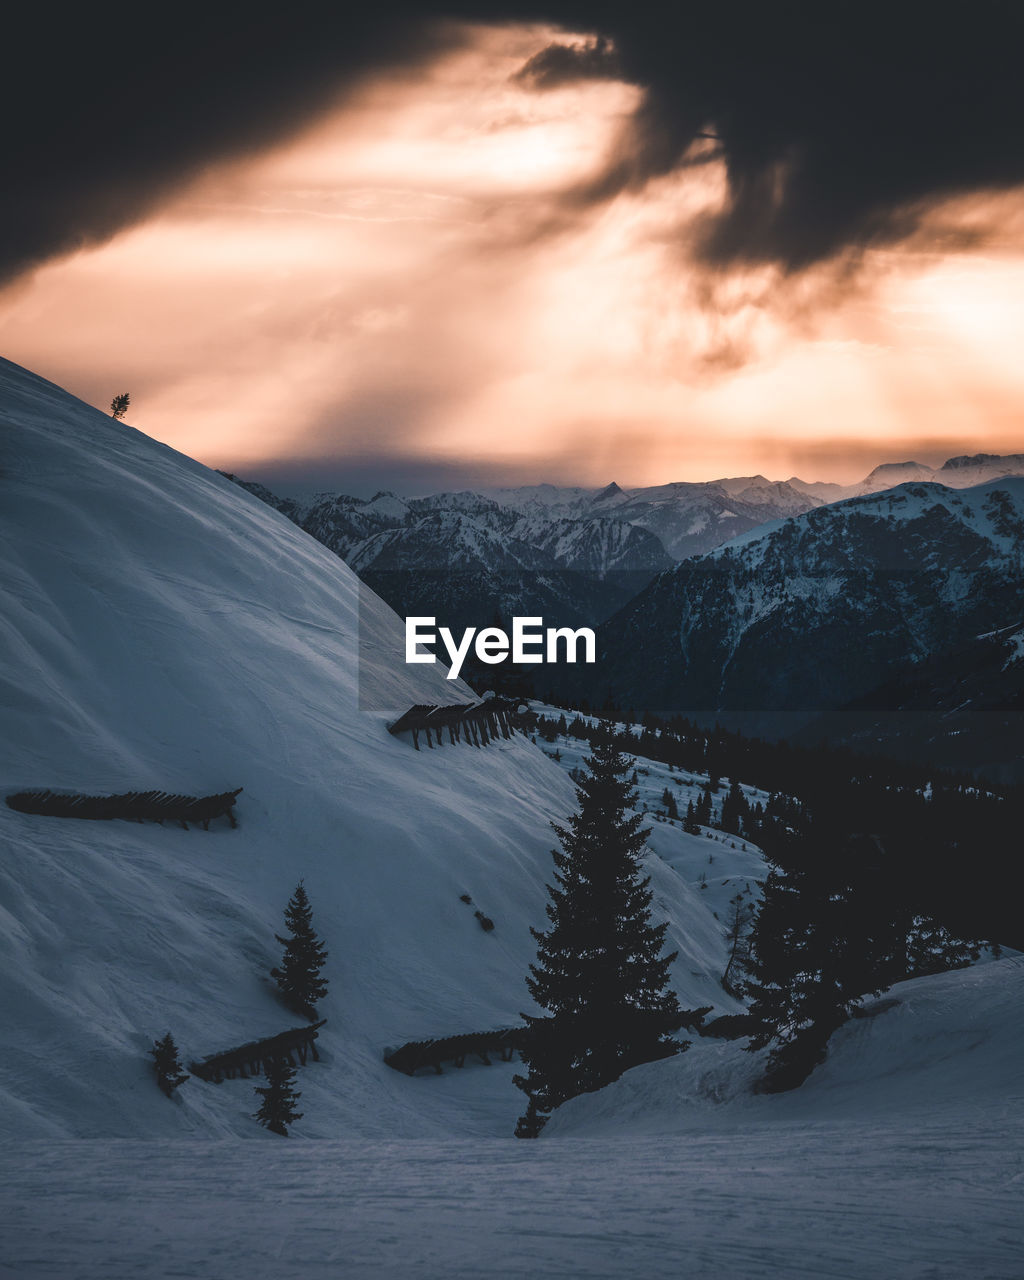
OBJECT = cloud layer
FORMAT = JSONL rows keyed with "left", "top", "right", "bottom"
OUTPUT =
{"left": 3, "top": 15, "right": 1024, "bottom": 493}
{"left": 6, "top": 2, "right": 1024, "bottom": 282}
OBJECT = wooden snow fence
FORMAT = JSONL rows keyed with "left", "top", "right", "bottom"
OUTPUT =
{"left": 189, "top": 1020, "right": 327, "bottom": 1083}
{"left": 388, "top": 697, "right": 520, "bottom": 750}
{"left": 4, "top": 787, "right": 242, "bottom": 830}
{"left": 384, "top": 1006, "right": 714, "bottom": 1076}
{"left": 383, "top": 1028, "right": 524, "bottom": 1076}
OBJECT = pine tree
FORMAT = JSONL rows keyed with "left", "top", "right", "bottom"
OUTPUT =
{"left": 513, "top": 1093, "right": 546, "bottom": 1139}
{"left": 271, "top": 881, "right": 328, "bottom": 1020}
{"left": 721, "top": 893, "right": 752, "bottom": 994}
{"left": 720, "top": 780, "right": 749, "bottom": 836}
{"left": 253, "top": 1056, "right": 303, "bottom": 1136}
{"left": 683, "top": 799, "right": 701, "bottom": 835}
{"left": 514, "top": 738, "right": 687, "bottom": 1135}
{"left": 150, "top": 1032, "right": 189, "bottom": 1097}
{"left": 744, "top": 832, "right": 907, "bottom": 1091}
{"left": 110, "top": 392, "right": 130, "bottom": 420}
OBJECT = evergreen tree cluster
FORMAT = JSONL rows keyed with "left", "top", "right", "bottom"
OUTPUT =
{"left": 528, "top": 705, "right": 1021, "bottom": 949}
{"left": 147, "top": 883, "right": 329, "bottom": 1137}
{"left": 528, "top": 703, "right": 1000, "bottom": 1092}
{"left": 744, "top": 829, "right": 981, "bottom": 1091}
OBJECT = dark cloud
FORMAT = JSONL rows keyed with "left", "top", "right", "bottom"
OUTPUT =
{"left": 512, "top": 35, "right": 620, "bottom": 88}
{"left": 2, "top": 4, "right": 461, "bottom": 282}
{"left": 6, "top": 1, "right": 1024, "bottom": 282}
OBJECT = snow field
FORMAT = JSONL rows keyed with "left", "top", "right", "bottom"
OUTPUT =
{"left": 2, "top": 1105, "right": 1022, "bottom": 1280}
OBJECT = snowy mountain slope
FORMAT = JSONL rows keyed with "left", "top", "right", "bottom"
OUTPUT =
{"left": 843, "top": 453, "right": 1024, "bottom": 497}
{"left": 937, "top": 451, "right": 1024, "bottom": 486}
{"left": 0, "top": 358, "right": 572, "bottom": 1139}
{"left": 0, "top": 358, "right": 747, "bottom": 1141}
{"left": 590, "top": 479, "right": 1024, "bottom": 733}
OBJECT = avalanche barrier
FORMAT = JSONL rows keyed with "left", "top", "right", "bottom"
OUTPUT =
{"left": 387, "top": 698, "right": 520, "bottom": 750}
{"left": 189, "top": 1020, "right": 327, "bottom": 1082}
{"left": 383, "top": 1028, "right": 524, "bottom": 1075}
{"left": 5, "top": 787, "right": 243, "bottom": 829}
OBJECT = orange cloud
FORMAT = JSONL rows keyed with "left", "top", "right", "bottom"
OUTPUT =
{"left": 1, "top": 23, "right": 1022, "bottom": 492}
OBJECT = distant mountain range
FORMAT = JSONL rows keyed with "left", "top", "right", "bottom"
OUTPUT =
{"left": 584, "top": 477, "right": 1024, "bottom": 757}
{"left": 230, "top": 452, "right": 1024, "bottom": 583}
{"left": 225, "top": 455, "right": 1024, "bottom": 773}
{"left": 223, "top": 479, "right": 675, "bottom": 633}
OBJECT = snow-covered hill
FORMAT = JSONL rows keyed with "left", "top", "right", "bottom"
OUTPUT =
{"left": 0, "top": 358, "right": 742, "bottom": 1141}
{"left": 1, "top": 358, "right": 574, "bottom": 1139}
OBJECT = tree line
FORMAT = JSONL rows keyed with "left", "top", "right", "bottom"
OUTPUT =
{"left": 528, "top": 704, "right": 1022, "bottom": 950}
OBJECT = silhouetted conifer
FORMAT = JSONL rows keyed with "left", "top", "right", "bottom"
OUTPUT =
{"left": 720, "top": 780, "right": 749, "bottom": 836}
{"left": 514, "top": 738, "right": 687, "bottom": 1135}
{"left": 271, "top": 881, "right": 328, "bottom": 1020}
{"left": 746, "top": 833, "right": 916, "bottom": 1091}
{"left": 253, "top": 1057, "right": 303, "bottom": 1136}
{"left": 150, "top": 1032, "right": 189, "bottom": 1097}
{"left": 722, "top": 893, "right": 753, "bottom": 994}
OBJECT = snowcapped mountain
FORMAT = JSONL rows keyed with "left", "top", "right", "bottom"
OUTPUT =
{"left": 841, "top": 454, "right": 1024, "bottom": 497}
{"left": 854, "top": 460, "right": 938, "bottom": 493}
{"left": 0, "top": 357, "right": 737, "bottom": 1140}
{"left": 590, "top": 479, "right": 1024, "bottom": 736}
{"left": 228, "top": 453, "right": 1024, "bottom": 647}
{"left": 482, "top": 477, "right": 823, "bottom": 558}
{"left": 935, "top": 451, "right": 1024, "bottom": 486}
{"left": 225, "top": 480, "right": 674, "bottom": 632}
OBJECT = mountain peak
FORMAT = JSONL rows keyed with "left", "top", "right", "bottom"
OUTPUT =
{"left": 939, "top": 452, "right": 1024, "bottom": 471}
{"left": 859, "top": 461, "right": 935, "bottom": 490}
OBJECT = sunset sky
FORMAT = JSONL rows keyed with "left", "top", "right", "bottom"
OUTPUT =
{"left": 4, "top": 7, "right": 1024, "bottom": 495}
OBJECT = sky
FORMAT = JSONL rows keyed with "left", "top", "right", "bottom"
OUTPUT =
{"left": 4, "top": 6, "right": 1024, "bottom": 496}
